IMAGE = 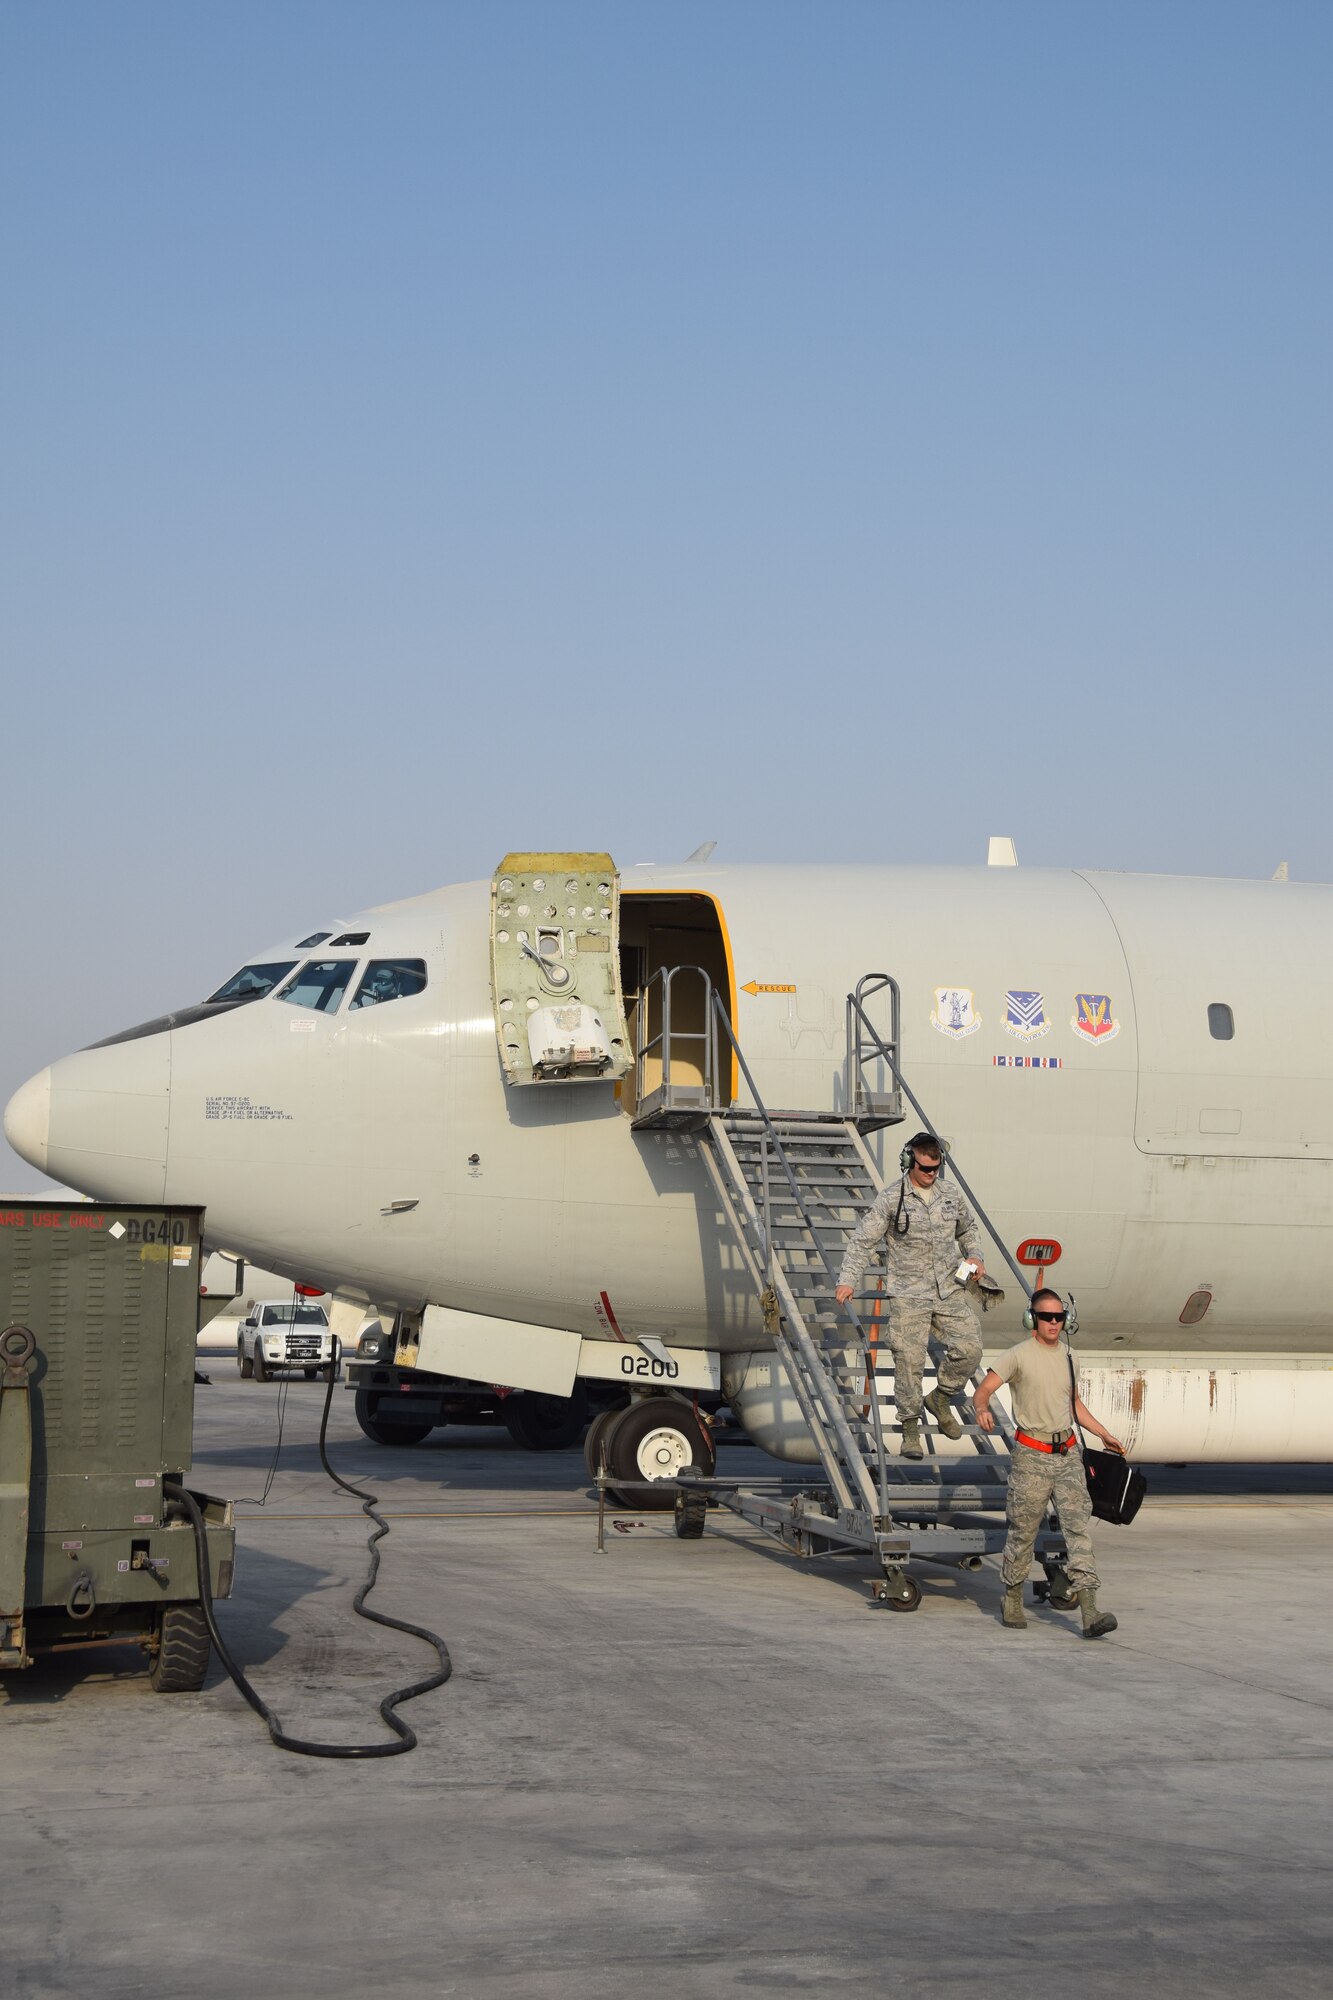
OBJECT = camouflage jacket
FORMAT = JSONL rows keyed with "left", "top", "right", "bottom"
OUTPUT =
{"left": 837, "top": 1176, "right": 983, "bottom": 1302}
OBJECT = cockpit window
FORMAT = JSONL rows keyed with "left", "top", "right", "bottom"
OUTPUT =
{"left": 276, "top": 959, "right": 358, "bottom": 1013}
{"left": 348, "top": 958, "right": 428, "bottom": 1010}
{"left": 206, "top": 961, "right": 299, "bottom": 1005}
{"left": 295, "top": 932, "right": 331, "bottom": 949}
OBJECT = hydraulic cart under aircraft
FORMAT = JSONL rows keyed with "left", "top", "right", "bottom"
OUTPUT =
{"left": 609, "top": 971, "right": 1075, "bottom": 1611}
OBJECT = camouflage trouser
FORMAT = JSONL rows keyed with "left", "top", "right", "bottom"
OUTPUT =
{"left": 1001, "top": 1442, "right": 1100, "bottom": 1589}
{"left": 887, "top": 1297, "right": 983, "bottom": 1422}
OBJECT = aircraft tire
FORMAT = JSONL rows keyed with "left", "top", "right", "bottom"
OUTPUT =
{"left": 353, "top": 1385, "right": 435, "bottom": 1446}
{"left": 605, "top": 1397, "right": 715, "bottom": 1511}
{"left": 149, "top": 1603, "right": 211, "bottom": 1693}
{"left": 501, "top": 1385, "right": 589, "bottom": 1453}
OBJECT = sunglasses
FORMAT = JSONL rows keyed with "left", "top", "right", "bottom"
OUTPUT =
{"left": 912, "top": 1161, "right": 941, "bottom": 1175}
{"left": 1034, "top": 1310, "right": 1067, "bottom": 1324}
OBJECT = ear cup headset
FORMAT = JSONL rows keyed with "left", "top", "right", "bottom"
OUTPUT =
{"left": 893, "top": 1134, "right": 943, "bottom": 1234}
{"left": 1023, "top": 1290, "right": 1080, "bottom": 1335}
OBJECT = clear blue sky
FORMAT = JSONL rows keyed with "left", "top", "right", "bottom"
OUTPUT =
{"left": 2, "top": 3, "right": 1330, "bottom": 1185}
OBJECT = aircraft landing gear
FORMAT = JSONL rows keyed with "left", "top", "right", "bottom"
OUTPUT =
{"left": 596, "top": 1396, "right": 716, "bottom": 1510}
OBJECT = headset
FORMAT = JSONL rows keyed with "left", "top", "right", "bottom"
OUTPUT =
{"left": 898, "top": 1133, "right": 943, "bottom": 1176}
{"left": 1023, "top": 1287, "right": 1080, "bottom": 1336}
{"left": 892, "top": 1134, "right": 943, "bottom": 1234}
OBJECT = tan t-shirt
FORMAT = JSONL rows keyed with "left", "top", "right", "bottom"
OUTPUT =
{"left": 990, "top": 1337, "right": 1075, "bottom": 1437}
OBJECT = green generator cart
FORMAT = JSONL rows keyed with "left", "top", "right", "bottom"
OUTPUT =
{"left": 0, "top": 1200, "right": 235, "bottom": 1690}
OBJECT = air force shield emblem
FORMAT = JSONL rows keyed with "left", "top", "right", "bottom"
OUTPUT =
{"left": 930, "top": 987, "right": 981, "bottom": 1039}
{"left": 1002, "top": 990, "right": 1050, "bottom": 1041}
{"left": 1072, "top": 993, "right": 1120, "bottom": 1043}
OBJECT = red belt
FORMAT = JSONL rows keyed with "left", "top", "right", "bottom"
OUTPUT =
{"left": 1015, "top": 1429, "right": 1076, "bottom": 1455}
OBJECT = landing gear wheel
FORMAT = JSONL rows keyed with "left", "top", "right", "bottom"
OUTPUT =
{"left": 149, "top": 1602, "right": 211, "bottom": 1693}
{"left": 501, "top": 1385, "right": 589, "bottom": 1452}
{"left": 252, "top": 1349, "right": 269, "bottom": 1382}
{"left": 353, "top": 1385, "right": 435, "bottom": 1446}
{"left": 876, "top": 1572, "right": 922, "bottom": 1612}
{"left": 583, "top": 1405, "right": 625, "bottom": 1483}
{"left": 237, "top": 1346, "right": 253, "bottom": 1380}
{"left": 674, "top": 1489, "right": 709, "bottom": 1539}
{"left": 604, "top": 1397, "right": 716, "bottom": 1511}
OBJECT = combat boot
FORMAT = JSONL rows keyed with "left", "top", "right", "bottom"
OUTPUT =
{"left": 1078, "top": 1589, "right": 1118, "bottom": 1639}
{"left": 1002, "top": 1585, "right": 1027, "bottom": 1630}
{"left": 899, "top": 1418, "right": 924, "bottom": 1460}
{"left": 923, "top": 1387, "right": 963, "bottom": 1439}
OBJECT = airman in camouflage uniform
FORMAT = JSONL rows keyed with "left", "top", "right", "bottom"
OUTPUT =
{"left": 835, "top": 1133, "right": 985, "bottom": 1458}
{"left": 974, "top": 1288, "right": 1122, "bottom": 1637}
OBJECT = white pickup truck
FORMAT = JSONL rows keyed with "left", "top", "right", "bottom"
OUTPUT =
{"left": 237, "top": 1301, "right": 339, "bottom": 1382}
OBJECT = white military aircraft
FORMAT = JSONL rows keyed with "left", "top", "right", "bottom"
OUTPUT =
{"left": 5, "top": 849, "right": 1330, "bottom": 1476}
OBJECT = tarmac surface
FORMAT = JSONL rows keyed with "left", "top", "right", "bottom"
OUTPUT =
{"left": 4, "top": 1377, "right": 1332, "bottom": 1999}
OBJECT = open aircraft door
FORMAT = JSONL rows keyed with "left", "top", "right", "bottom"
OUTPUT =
{"left": 490, "top": 853, "right": 633, "bottom": 1086}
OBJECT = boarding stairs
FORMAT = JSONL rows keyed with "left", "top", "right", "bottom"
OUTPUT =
{"left": 630, "top": 970, "right": 1070, "bottom": 1607}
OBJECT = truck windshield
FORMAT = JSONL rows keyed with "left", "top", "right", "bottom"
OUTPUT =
{"left": 206, "top": 962, "right": 298, "bottom": 1005}
{"left": 261, "top": 1304, "right": 328, "bottom": 1325}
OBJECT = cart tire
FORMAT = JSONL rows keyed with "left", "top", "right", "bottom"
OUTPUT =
{"left": 149, "top": 1602, "right": 211, "bottom": 1693}
{"left": 252, "top": 1349, "right": 269, "bottom": 1382}
{"left": 1043, "top": 1565, "right": 1078, "bottom": 1610}
{"left": 881, "top": 1574, "right": 922, "bottom": 1612}
{"left": 354, "top": 1385, "right": 435, "bottom": 1446}
{"left": 674, "top": 1489, "right": 709, "bottom": 1539}
{"left": 605, "top": 1397, "right": 716, "bottom": 1511}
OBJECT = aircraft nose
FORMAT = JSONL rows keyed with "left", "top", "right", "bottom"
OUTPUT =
{"left": 14, "top": 1036, "right": 172, "bottom": 1203}
{"left": 4, "top": 1066, "right": 52, "bottom": 1175}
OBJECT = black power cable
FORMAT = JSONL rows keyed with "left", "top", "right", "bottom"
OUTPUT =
{"left": 164, "top": 1346, "right": 451, "bottom": 1758}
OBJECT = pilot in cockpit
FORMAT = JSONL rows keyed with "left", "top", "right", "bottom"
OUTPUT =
{"left": 361, "top": 965, "right": 401, "bottom": 1006}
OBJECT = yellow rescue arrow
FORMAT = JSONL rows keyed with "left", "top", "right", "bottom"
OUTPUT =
{"left": 742, "top": 981, "right": 797, "bottom": 996}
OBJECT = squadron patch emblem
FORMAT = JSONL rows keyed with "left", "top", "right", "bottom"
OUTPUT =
{"left": 1071, "top": 993, "right": 1121, "bottom": 1044}
{"left": 1002, "top": 990, "right": 1051, "bottom": 1042}
{"left": 930, "top": 988, "right": 981, "bottom": 1039}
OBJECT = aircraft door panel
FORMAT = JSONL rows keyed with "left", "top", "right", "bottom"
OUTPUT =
{"left": 490, "top": 854, "right": 632, "bottom": 1087}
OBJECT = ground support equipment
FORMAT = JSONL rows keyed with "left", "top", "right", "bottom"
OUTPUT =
{"left": 0, "top": 1202, "right": 234, "bottom": 1685}
{"left": 623, "top": 971, "right": 1074, "bottom": 1608}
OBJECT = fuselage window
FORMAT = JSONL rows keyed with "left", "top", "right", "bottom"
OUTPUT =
{"left": 1207, "top": 1003, "right": 1234, "bottom": 1041}
{"left": 206, "top": 961, "right": 298, "bottom": 1005}
{"left": 276, "top": 959, "right": 358, "bottom": 1013}
{"left": 295, "top": 931, "right": 332, "bottom": 949}
{"left": 348, "top": 958, "right": 428, "bottom": 1010}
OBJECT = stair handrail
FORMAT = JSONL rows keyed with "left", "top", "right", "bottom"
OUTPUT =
{"left": 635, "top": 965, "right": 719, "bottom": 1111}
{"left": 845, "top": 972, "right": 902, "bottom": 1121}
{"left": 708, "top": 992, "right": 892, "bottom": 1514}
